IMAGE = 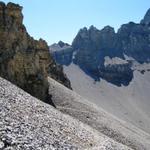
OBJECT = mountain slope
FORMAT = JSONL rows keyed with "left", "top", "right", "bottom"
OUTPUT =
{"left": 64, "top": 63, "right": 150, "bottom": 134}
{"left": 50, "top": 8, "right": 150, "bottom": 140}
{"left": 48, "top": 76, "right": 150, "bottom": 150}
{"left": 0, "top": 77, "right": 132, "bottom": 150}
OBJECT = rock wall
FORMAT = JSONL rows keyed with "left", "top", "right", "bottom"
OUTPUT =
{"left": 0, "top": 2, "right": 71, "bottom": 104}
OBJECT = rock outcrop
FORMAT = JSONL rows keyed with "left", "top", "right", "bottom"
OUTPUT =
{"left": 118, "top": 22, "right": 150, "bottom": 62}
{"left": 0, "top": 2, "right": 71, "bottom": 104}
{"left": 99, "top": 63, "right": 133, "bottom": 86}
{"left": 49, "top": 41, "right": 73, "bottom": 65}
{"left": 72, "top": 25, "right": 127, "bottom": 85}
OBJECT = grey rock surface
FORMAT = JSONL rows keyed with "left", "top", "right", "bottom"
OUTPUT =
{"left": 0, "top": 77, "right": 131, "bottom": 150}
{"left": 49, "top": 42, "right": 73, "bottom": 66}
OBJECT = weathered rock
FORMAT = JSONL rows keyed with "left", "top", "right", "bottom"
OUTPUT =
{"left": 72, "top": 25, "right": 129, "bottom": 84}
{"left": 58, "top": 40, "right": 70, "bottom": 47}
{"left": 49, "top": 64, "right": 72, "bottom": 89}
{"left": 99, "top": 63, "right": 133, "bottom": 86}
{"left": 0, "top": 2, "right": 71, "bottom": 105}
{"left": 49, "top": 41, "right": 73, "bottom": 65}
{"left": 72, "top": 26, "right": 102, "bottom": 74}
{"left": 117, "top": 22, "right": 150, "bottom": 62}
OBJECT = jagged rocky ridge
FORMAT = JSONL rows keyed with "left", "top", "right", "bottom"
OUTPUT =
{"left": 50, "top": 9, "right": 150, "bottom": 86}
{"left": 0, "top": 2, "right": 71, "bottom": 104}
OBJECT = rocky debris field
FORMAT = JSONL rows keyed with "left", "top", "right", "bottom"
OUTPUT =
{"left": 0, "top": 77, "right": 131, "bottom": 150}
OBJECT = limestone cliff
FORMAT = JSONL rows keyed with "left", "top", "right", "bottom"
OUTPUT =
{"left": 0, "top": 2, "right": 71, "bottom": 104}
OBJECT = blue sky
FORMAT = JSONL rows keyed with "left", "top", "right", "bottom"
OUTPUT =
{"left": 2, "top": 0, "right": 150, "bottom": 45}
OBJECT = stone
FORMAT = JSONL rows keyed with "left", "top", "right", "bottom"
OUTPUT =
{"left": 0, "top": 141, "right": 4, "bottom": 149}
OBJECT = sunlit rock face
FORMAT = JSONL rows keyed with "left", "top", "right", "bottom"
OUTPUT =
{"left": 0, "top": 2, "right": 71, "bottom": 104}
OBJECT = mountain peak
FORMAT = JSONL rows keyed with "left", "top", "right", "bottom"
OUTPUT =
{"left": 101, "top": 25, "right": 115, "bottom": 33}
{"left": 89, "top": 25, "right": 97, "bottom": 30}
{"left": 58, "top": 40, "right": 70, "bottom": 47}
{"left": 79, "top": 27, "right": 88, "bottom": 33}
{"left": 0, "top": 2, "right": 23, "bottom": 28}
{"left": 141, "top": 8, "right": 150, "bottom": 25}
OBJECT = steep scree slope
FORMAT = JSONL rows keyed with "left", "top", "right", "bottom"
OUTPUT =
{"left": 0, "top": 77, "right": 131, "bottom": 150}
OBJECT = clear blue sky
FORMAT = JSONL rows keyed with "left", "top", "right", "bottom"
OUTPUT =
{"left": 2, "top": 0, "right": 150, "bottom": 45}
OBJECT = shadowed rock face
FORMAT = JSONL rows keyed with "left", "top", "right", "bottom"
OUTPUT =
{"left": 49, "top": 41, "right": 73, "bottom": 66}
{"left": 118, "top": 22, "right": 150, "bottom": 62}
{"left": 0, "top": 2, "right": 71, "bottom": 104}
{"left": 141, "top": 8, "right": 150, "bottom": 25}
{"left": 99, "top": 64, "right": 133, "bottom": 86}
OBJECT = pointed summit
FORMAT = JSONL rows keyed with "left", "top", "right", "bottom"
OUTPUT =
{"left": 141, "top": 8, "right": 150, "bottom": 25}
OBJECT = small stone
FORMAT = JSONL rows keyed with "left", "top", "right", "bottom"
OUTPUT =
{"left": 0, "top": 141, "right": 4, "bottom": 149}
